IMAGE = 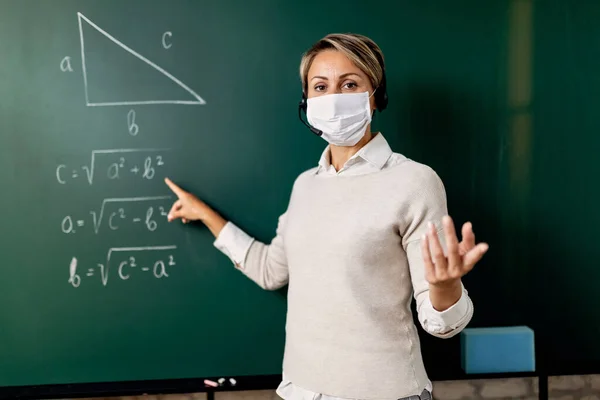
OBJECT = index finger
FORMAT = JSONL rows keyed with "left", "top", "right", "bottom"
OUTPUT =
{"left": 164, "top": 177, "right": 186, "bottom": 198}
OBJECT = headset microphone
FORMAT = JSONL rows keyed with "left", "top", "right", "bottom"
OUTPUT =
{"left": 298, "top": 98, "right": 322, "bottom": 137}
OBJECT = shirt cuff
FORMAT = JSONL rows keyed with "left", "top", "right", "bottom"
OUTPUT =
{"left": 213, "top": 222, "right": 255, "bottom": 268}
{"left": 420, "top": 289, "right": 471, "bottom": 334}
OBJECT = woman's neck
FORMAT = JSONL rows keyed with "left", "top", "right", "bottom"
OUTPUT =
{"left": 329, "top": 130, "right": 376, "bottom": 171}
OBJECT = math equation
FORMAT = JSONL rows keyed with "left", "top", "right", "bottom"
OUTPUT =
{"left": 56, "top": 149, "right": 169, "bottom": 185}
{"left": 60, "top": 196, "right": 172, "bottom": 234}
{"left": 68, "top": 246, "right": 177, "bottom": 287}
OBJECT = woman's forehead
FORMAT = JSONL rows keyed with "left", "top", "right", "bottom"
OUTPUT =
{"left": 308, "top": 50, "right": 364, "bottom": 79}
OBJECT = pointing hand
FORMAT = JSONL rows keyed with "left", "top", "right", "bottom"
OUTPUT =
{"left": 164, "top": 178, "right": 208, "bottom": 224}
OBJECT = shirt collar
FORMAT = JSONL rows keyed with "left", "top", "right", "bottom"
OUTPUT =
{"left": 317, "top": 133, "right": 393, "bottom": 171}
{"left": 317, "top": 146, "right": 332, "bottom": 170}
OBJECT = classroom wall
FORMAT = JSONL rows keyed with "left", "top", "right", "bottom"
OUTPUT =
{"left": 70, "top": 375, "right": 600, "bottom": 400}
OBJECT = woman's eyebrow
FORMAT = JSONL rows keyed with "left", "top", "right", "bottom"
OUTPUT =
{"left": 338, "top": 72, "right": 361, "bottom": 79}
{"left": 310, "top": 72, "right": 362, "bottom": 81}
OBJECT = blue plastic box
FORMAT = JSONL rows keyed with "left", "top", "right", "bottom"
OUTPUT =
{"left": 460, "top": 326, "right": 535, "bottom": 374}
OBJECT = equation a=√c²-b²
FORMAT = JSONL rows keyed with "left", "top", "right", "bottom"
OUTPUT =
{"left": 68, "top": 245, "right": 178, "bottom": 288}
{"left": 61, "top": 196, "right": 175, "bottom": 234}
{"left": 56, "top": 148, "right": 170, "bottom": 185}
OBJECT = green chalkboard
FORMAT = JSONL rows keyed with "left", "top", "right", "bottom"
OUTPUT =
{"left": 0, "top": 0, "right": 597, "bottom": 392}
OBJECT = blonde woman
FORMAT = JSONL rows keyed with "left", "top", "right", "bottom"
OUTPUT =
{"left": 165, "top": 33, "right": 489, "bottom": 400}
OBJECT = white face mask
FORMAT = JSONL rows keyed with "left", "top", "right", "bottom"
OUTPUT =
{"left": 306, "top": 91, "right": 375, "bottom": 146}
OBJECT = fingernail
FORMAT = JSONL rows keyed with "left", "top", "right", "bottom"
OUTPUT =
{"left": 481, "top": 243, "right": 489, "bottom": 252}
{"left": 428, "top": 221, "right": 434, "bottom": 230}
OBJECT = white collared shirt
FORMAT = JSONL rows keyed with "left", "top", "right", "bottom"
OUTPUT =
{"left": 214, "top": 133, "right": 473, "bottom": 400}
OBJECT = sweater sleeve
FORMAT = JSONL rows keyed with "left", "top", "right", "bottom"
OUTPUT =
{"left": 214, "top": 213, "right": 289, "bottom": 291}
{"left": 401, "top": 165, "right": 474, "bottom": 338}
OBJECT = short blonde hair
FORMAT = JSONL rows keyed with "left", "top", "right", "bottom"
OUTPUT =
{"left": 299, "top": 33, "right": 385, "bottom": 95}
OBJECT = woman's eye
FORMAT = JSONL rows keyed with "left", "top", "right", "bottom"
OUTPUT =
{"left": 314, "top": 84, "right": 326, "bottom": 92}
{"left": 343, "top": 82, "right": 358, "bottom": 89}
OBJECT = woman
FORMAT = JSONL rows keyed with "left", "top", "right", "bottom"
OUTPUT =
{"left": 165, "top": 33, "right": 488, "bottom": 400}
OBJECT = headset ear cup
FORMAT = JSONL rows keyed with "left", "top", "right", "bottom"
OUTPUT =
{"left": 375, "top": 70, "right": 388, "bottom": 112}
{"left": 380, "top": 91, "right": 388, "bottom": 111}
{"left": 300, "top": 94, "right": 308, "bottom": 111}
{"left": 376, "top": 88, "right": 388, "bottom": 111}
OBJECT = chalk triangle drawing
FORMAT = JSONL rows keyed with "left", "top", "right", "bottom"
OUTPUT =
{"left": 77, "top": 12, "right": 206, "bottom": 106}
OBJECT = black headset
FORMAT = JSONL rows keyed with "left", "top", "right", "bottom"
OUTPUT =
{"left": 298, "top": 61, "right": 388, "bottom": 137}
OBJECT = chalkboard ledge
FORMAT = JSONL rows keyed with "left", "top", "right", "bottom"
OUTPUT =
{"left": 0, "top": 372, "right": 550, "bottom": 400}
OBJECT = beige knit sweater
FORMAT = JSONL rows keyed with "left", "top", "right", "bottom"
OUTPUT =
{"left": 239, "top": 160, "right": 449, "bottom": 399}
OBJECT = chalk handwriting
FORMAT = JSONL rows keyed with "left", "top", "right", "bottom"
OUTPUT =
{"left": 68, "top": 257, "right": 81, "bottom": 288}
{"left": 127, "top": 109, "right": 139, "bottom": 136}
{"left": 162, "top": 31, "right": 172, "bottom": 49}
{"left": 61, "top": 196, "right": 172, "bottom": 234}
{"left": 60, "top": 14, "right": 195, "bottom": 293}
{"left": 55, "top": 148, "right": 169, "bottom": 185}
{"left": 61, "top": 56, "right": 74, "bottom": 72}
{"left": 100, "top": 245, "right": 176, "bottom": 286}
{"left": 69, "top": 246, "right": 177, "bottom": 287}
